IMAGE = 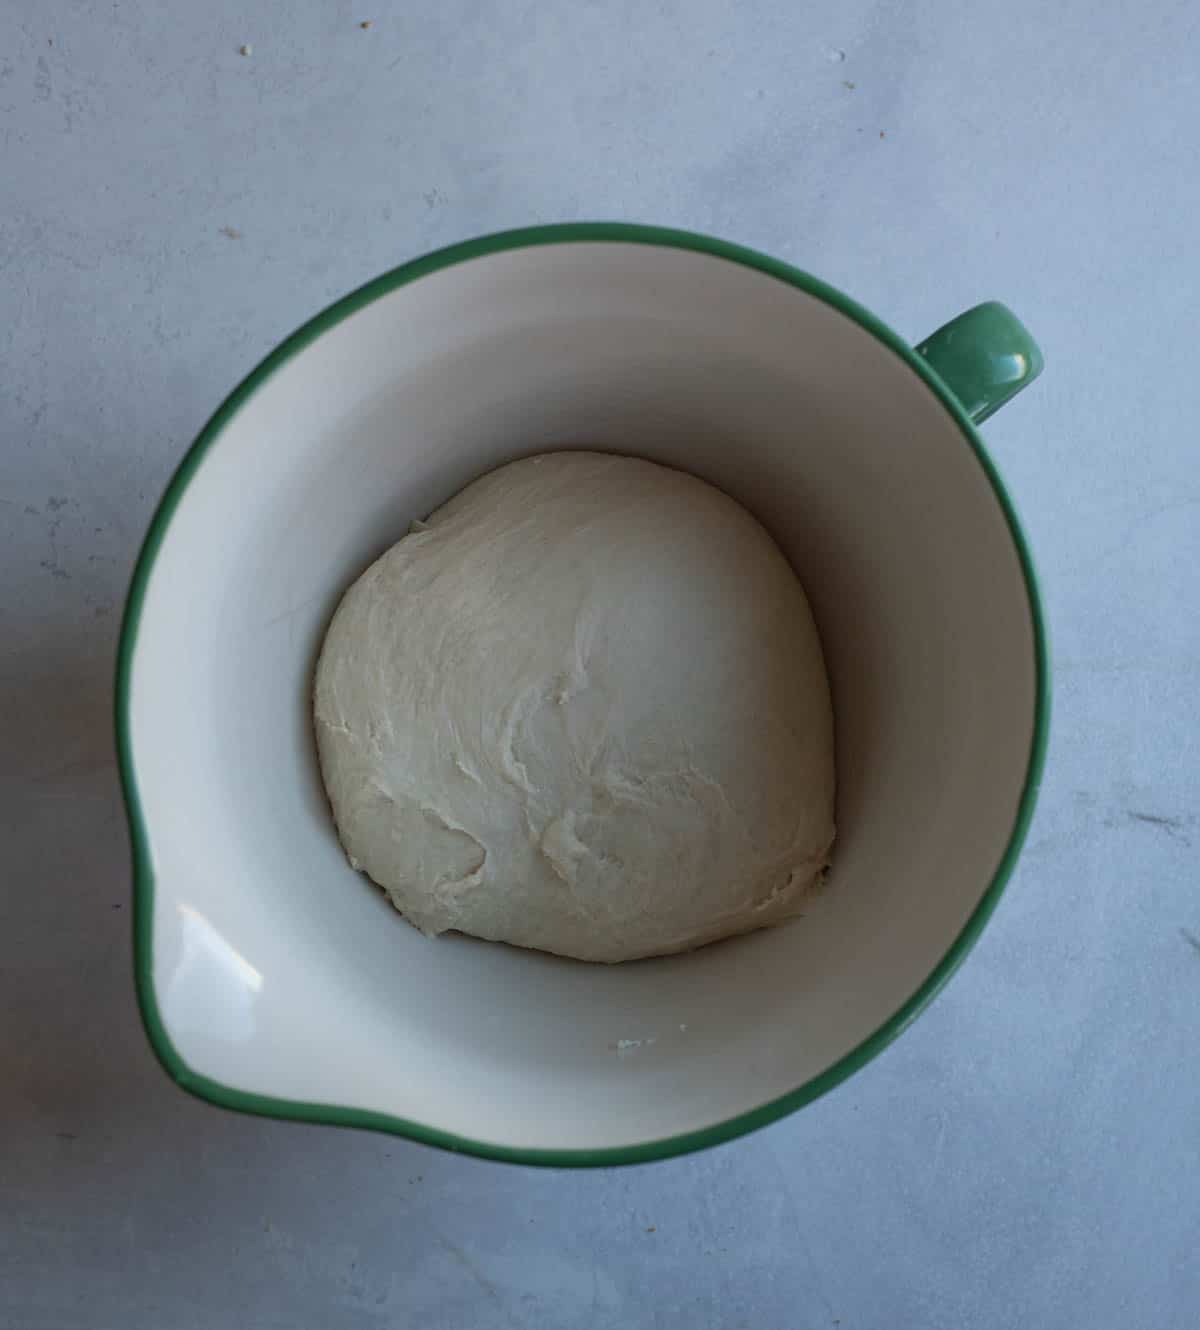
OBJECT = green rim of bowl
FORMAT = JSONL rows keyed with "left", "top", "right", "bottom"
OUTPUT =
{"left": 115, "top": 222, "right": 1050, "bottom": 1168}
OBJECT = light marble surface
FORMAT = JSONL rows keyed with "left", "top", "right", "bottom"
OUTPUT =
{"left": 3, "top": 2, "right": 1198, "bottom": 1327}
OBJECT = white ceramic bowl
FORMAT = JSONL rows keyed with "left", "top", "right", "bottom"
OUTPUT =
{"left": 118, "top": 225, "right": 1048, "bottom": 1164}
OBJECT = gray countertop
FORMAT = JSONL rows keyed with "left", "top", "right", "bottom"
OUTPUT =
{"left": 3, "top": 2, "right": 1198, "bottom": 1327}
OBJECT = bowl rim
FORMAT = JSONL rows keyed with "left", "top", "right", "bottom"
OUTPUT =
{"left": 115, "top": 221, "right": 1050, "bottom": 1167}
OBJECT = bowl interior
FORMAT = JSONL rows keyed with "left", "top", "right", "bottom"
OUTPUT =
{"left": 124, "top": 236, "right": 1039, "bottom": 1157}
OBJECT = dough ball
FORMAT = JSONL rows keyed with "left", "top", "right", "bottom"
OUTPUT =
{"left": 314, "top": 452, "right": 834, "bottom": 963}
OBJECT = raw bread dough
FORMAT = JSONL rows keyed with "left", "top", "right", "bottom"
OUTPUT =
{"left": 314, "top": 452, "right": 834, "bottom": 963}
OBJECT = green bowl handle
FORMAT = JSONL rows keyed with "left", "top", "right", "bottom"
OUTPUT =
{"left": 915, "top": 301, "right": 1044, "bottom": 425}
